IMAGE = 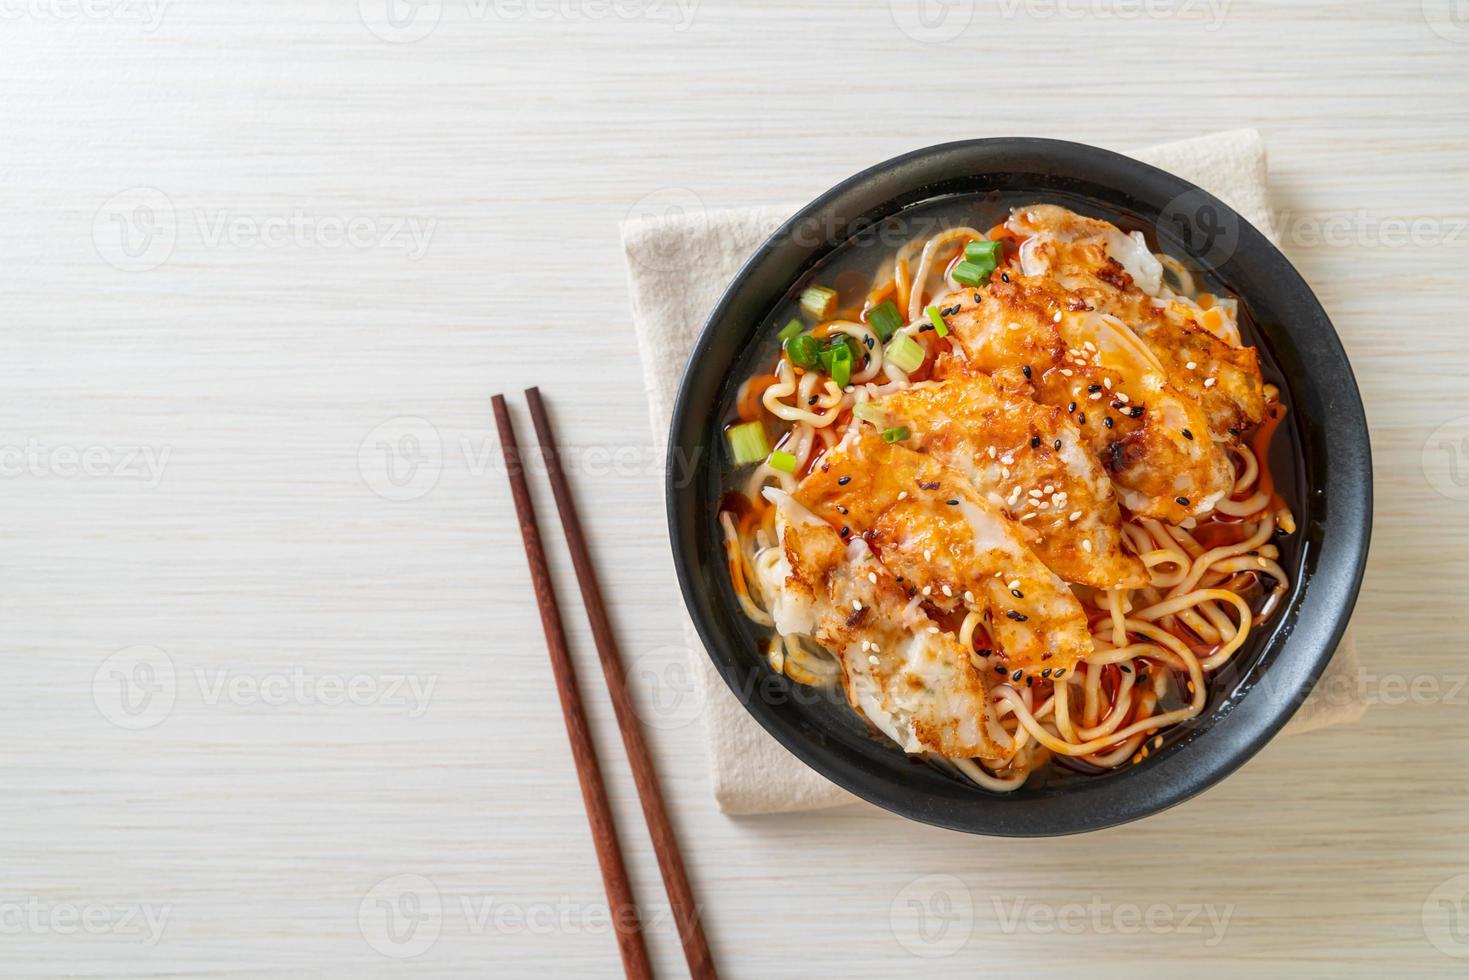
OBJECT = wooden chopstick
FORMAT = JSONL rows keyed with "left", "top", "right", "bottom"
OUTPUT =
{"left": 524, "top": 387, "right": 719, "bottom": 980}
{"left": 491, "top": 394, "right": 654, "bottom": 980}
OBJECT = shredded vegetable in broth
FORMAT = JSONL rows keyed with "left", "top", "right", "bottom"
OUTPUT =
{"left": 718, "top": 194, "right": 1297, "bottom": 791}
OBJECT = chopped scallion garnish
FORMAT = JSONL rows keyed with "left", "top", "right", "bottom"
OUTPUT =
{"left": 778, "top": 319, "right": 804, "bottom": 341}
{"left": 800, "top": 285, "right": 838, "bottom": 321}
{"left": 866, "top": 299, "right": 903, "bottom": 341}
{"left": 768, "top": 449, "right": 798, "bottom": 473}
{"left": 853, "top": 402, "right": 886, "bottom": 425}
{"left": 885, "top": 331, "right": 925, "bottom": 374}
{"left": 727, "top": 421, "right": 770, "bottom": 467}
{"left": 785, "top": 333, "right": 819, "bottom": 368}
{"left": 925, "top": 305, "right": 949, "bottom": 338}
{"left": 951, "top": 260, "right": 993, "bottom": 288}
{"left": 829, "top": 345, "right": 852, "bottom": 388}
{"left": 882, "top": 426, "right": 910, "bottom": 444}
{"left": 964, "top": 239, "right": 1002, "bottom": 264}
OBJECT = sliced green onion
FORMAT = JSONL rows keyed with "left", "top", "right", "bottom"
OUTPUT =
{"left": 800, "top": 284, "right": 838, "bottom": 321}
{"left": 727, "top": 421, "right": 770, "bottom": 467}
{"left": 853, "top": 401, "right": 887, "bottom": 425}
{"left": 882, "top": 426, "right": 910, "bottom": 444}
{"left": 951, "top": 260, "right": 994, "bottom": 288}
{"left": 866, "top": 299, "right": 903, "bottom": 341}
{"left": 768, "top": 449, "right": 798, "bottom": 473}
{"left": 785, "top": 333, "right": 820, "bottom": 368}
{"left": 778, "top": 318, "right": 804, "bottom": 341}
{"left": 828, "top": 345, "right": 853, "bottom": 388}
{"left": 925, "top": 305, "right": 949, "bottom": 338}
{"left": 885, "top": 331, "right": 925, "bottom": 374}
{"left": 964, "top": 239, "right": 1002, "bottom": 264}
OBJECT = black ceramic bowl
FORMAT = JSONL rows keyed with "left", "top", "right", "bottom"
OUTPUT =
{"left": 665, "top": 138, "right": 1371, "bottom": 836}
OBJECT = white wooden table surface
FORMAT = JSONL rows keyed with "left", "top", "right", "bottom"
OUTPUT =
{"left": 4, "top": 1, "right": 1468, "bottom": 976}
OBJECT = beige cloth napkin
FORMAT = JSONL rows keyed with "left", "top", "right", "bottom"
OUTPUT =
{"left": 623, "top": 129, "right": 1364, "bottom": 815}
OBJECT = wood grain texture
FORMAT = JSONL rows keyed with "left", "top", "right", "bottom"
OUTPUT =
{"left": 0, "top": 1, "right": 1466, "bottom": 976}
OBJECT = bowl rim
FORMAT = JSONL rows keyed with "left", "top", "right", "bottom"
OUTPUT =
{"left": 665, "top": 136, "right": 1372, "bottom": 836}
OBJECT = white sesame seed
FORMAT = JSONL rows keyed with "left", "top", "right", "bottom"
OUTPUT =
{"left": 861, "top": 640, "right": 871, "bottom": 652}
{"left": 923, "top": 549, "right": 932, "bottom": 561}
{"left": 1116, "top": 392, "right": 1129, "bottom": 402}
{"left": 1060, "top": 369, "right": 1074, "bottom": 377}
{"left": 1043, "top": 484, "right": 1054, "bottom": 494}
{"left": 964, "top": 590, "right": 975, "bottom": 602}
{"left": 868, "top": 572, "right": 878, "bottom": 584}
{"left": 1186, "top": 361, "right": 1197, "bottom": 370}
{"left": 922, "top": 585, "right": 932, "bottom": 596}
{"left": 1019, "top": 512, "right": 1036, "bottom": 521}
{"left": 868, "top": 654, "right": 879, "bottom": 665}
{"left": 898, "top": 490, "right": 908, "bottom": 500}
{"left": 1001, "top": 454, "right": 1014, "bottom": 465}
{"left": 852, "top": 599, "right": 863, "bottom": 611}
{"left": 1084, "top": 342, "right": 1097, "bottom": 352}
{"left": 1103, "top": 377, "right": 1112, "bottom": 389}
{"left": 1052, "top": 311, "right": 1062, "bottom": 323}
{"left": 871, "top": 642, "right": 881, "bottom": 653}
{"left": 927, "top": 626, "right": 940, "bottom": 634}
{"left": 987, "top": 446, "right": 997, "bottom": 459}
{"left": 1038, "top": 501, "right": 1050, "bottom": 510}
{"left": 1007, "top": 579, "right": 1020, "bottom": 590}
{"left": 1082, "top": 540, "right": 1093, "bottom": 552}
{"left": 1204, "top": 377, "right": 1217, "bottom": 388}
{"left": 1029, "top": 489, "right": 1043, "bottom": 498}
{"left": 1001, "top": 467, "right": 1010, "bottom": 479}
{"left": 1069, "top": 510, "right": 1082, "bottom": 521}
{"left": 1089, "top": 392, "right": 1103, "bottom": 400}
{"left": 941, "top": 584, "right": 953, "bottom": 597}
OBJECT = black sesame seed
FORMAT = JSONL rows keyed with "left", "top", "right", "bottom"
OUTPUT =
{"left": 807, "top": 395, "right": 818, "bottom": 405}
{"left": 946, "top": 499, "right": 959, "bottom": 506}
{"left": 919, "top": 323, "right": 935, "bottom": 333}
{"left": 1041, "top": 668, "right": 1052, "bottom": 678}
{"left": 1068, "top": 402, "right": 1077, "bottom": 413}
{"left": 1053, "top": 439, "right": 1061, "bottom": 451}
{"left": 996, "top": 664, "right": 1008, "bottom": 675}
{"left": 1130, "top": 406, "right": 1145, "bottom": 417}
{"left": 1006, "top": 610, "right": 1028, "bottom": 622}
{"left": 973, "top": 292, "right": 983, "bottom": 303}
{"left": 1175, "top": 496, "right": 1190, "bottom": 506}
{"left": 840, "top": 526, "right": 850, "bottom": 537}
{"left": 1119, "top": 664, "right": 1132, "bottom": 674}
{"left": 977, "top": 648, "right": 992, "bottom": 657}
{"left": 1010, "top": 589, "right": 1024, "bottom": 599}
{"left": 1182, "top": 429, "right": 1194, "bottom": 441}
{"left": 1088, "top": 384, "right": 1102, "bottom": 393}
{"left": 1054, "top": 668, "right": 1066, "bottom": 678}
{"left": 1111, "top": 401, "right": 1124, "bottom": 410}
{"left": 1025, "top": 675, "right": 1033, "bottom": 688}
{"left": 863, "top": 335, "right": 875, "bottom": 349}
{"left": 1103, "top": 417, "right": 1114, "bottom": 429}
{"left": 1011, "top": 669, "right": 1023, "bottom": 682}
{"left": 1000, "top": 272, "right": 1010, "bottom": 283}
{"left": 1077, "top": 413, "right": 1087, "bottom": 425}
{"left": 1030, "top": 436, "right": 1040, "bottom": 449}
{"left": 1022, "top": 365, "right": 1032, "bottom": 379}
{"left": 837, "top": 506, "right": 848, "bottom": 515}
{"left": 838, "top": 476, "right": 851, "bottom": 486}
{"left": 941, "top": 304, "right": 961, "bottom": 317}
